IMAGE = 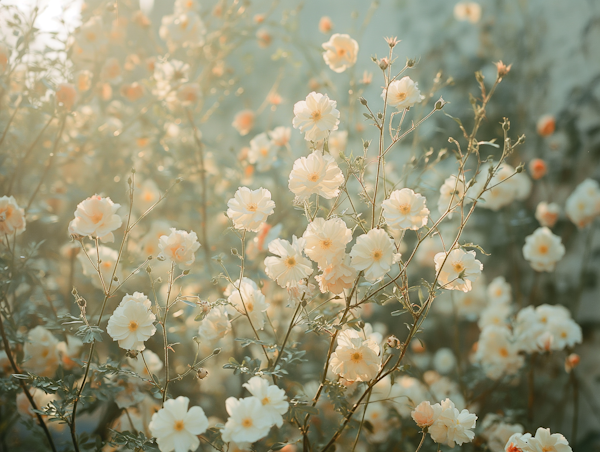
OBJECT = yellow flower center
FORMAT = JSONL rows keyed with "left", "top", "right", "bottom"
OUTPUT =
{"left": 260, "top": 148, "right": 269, "bottom": 156}
{"left": 128, "top": 321, "right": 139, "bottom": 332}
{"left": 242, "top": 418, "right": 253, "bottom": 428}
{"left": 85, "top": 32, "right": 97, "bottom": 42}
{"left": 311, "top": 111, "right": 322, "bottom": 121}
{"left": 246, "top": 302, "right": 254, "bottom": 312}
{"left": 308, "top": 173, "right": 320, "bottom": 182}
{"left": 337, "top": 48, "right": 346, "bottom": 56}
{"left": 285, "top": 256, "right": 297, "bottom": 267}
{"left": 372, "top": 250, "right": 383, "bottom": 261}
{"left": 499, "top": 347, "right": 509, "bottom": 358}
{"left": 351, "top": 352, "right": 363, "bottom": 363}
{"left": 246, "top": 203, "right": 258, "bottom": 212}
{"left": 262, "top": 397, "right": 270, "bottom": 405}
{"left": 174, "top": 420, "right": 185, "bottom": 432}
{"left": 41, "top": 349, "right": 49, "bottom": 358}
{"left": 90, "top": 212, "right": 104, "bottom": 224}
{"left": 538, "top": 244, "right": 549, "bottom": 254}
{"left": 320, "top": 239, "right": 332, "bottom": 249}
{"left": 398, "top": 203, "right": 411, "bottom": 214}
{"left": 396, "top": 92, "right": 407, "bottom": 102}
{"left": 452, "top": 262, "right": 465, "bottom": 273}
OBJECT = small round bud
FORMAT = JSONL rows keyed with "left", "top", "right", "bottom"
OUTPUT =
{"left": 182, "top": 269, "right": 190, "bottom": 276}
{"left": 125, "top": 350, "right": 139, "bottom": 359}
{"left": 213, "top": 348, "right": 222, "bottom": 355}
{"left": 565, "top": 353, "right": 580, "bottom": 373}
{"left": 406, "top": 58, "right": 416, "bottom": 68}
{"left": 378, "top": 58, "right": 389, "bottom": 71}
{"left": 387, "top": 335, "right": 401, "bottom": 349}
{"left": 359, "top": 97, "right": 368, "bottom": 106}
{"left": 197, "top": 368, "right": 209, "bottom": 379}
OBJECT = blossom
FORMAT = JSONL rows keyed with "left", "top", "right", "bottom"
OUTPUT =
{"left": 292, "top": 92, "right": 340, "bottom": 141}
{"left": 158, "top": 228, "right": 200, "bottom": 269}
{"left": 521, "top": 428, "right": 573, "bottom": 452}
{"left": 478, "top": 303, "right": 511, "bottom": 329}
{"left": 0, "top": 196, "right": 26, "bottom": 235}
{"left": 350, "top": 228, "right": 400, "bottom": 282}
{"left": 198, "top": 305, "right": 231, "bottom": 342}
{"left": 454, "top": 2, "right": 481, "bottom": 23}
{"left": 127, "top": 350, "right": 163, "bottom": 380}
{"left": 438, "top": 175, "right": 469, "bottom": 215}
{"left": 329, "top": 329, "right": 380, "bottom": 382}
{"left": 535, "top": 202, "right": 560, "bottom": 228}
{"left": 159, "top": 10, "right": 206, "bottom": 51}
{"left": 68, "top": 195, "right": 122, "bottom": 242}
{"left": 243, "top": 377, "right": 289, "bottom": 427}
{"left": 56, "top": 83, "right": 77, "bottom": 110}
{"left": 268, "top": 126, "right": 291, "bottom": 147}
{"left": 474, "top": 325, "right": 524, "bottom": 380}
{"left": 78, "top": 245, "right": 124, "bottom": 289}
{"left": 428, "top": 398, "right": 477, "bottom": 448}
{"left": 505, "top": 433, "right": 533, "bottom": 452}
{"left": 454, "top": 281, "right": 487, "bottom": 319}
{"left": 227, "top": 278, "right": 269, "bottom": 330}
{"left": 149, "top": 396, "right": 208, "bottom": 452}
{"left": 522, "top": 227, "right": 565, "bottom": 272}
{"left": 135, "top": 179, "right": 161, "bottom": 214}
{"left": 302, "top": 217, "right": 351, "bottom": 267}
{"left": 433, "top": 348, "right": 456, "bottom": 374}
{"left": 288, "top": 151, "right": 344, "bottom": 201}
{"left": 232, "top": 109, "right": 255, "bottom": 136}
{"left": 315, "top": 254, "right": 357, "bottom": 294}
{"left": 264, "top": 236, "right": 313, "bottom": 288}
{"left": 537, "top": 114, "right": 556, "bottom": 137}
{"left": 472, "top": 162, "right": 531, "bottom": 211}
{"left": 23, "top": 326, "right": 60, "bottom": 377}
{"left": 319, "top": 16, "right": 333, "bottom": 34}
{"left": 383, "top": 76, "right": 424, "bottom": 110}
{"left": 514, "top": 305, "right": 582, "bottom": 353}
{"left": 221, "top": 396, "right": 272, "bottom": 444}
{"left": 411, "top": 401, "right": 437, "bottom": 428}
{"left": 565, "top": 178, "right": 600, "bottom": 228}
{"left": 107, "top": 299, "right": 156, "bottom": 351}
{"left": 153, "top": 59, "right": 189, "bottom": 98}
{"left": 248, "top": 133, "right": 278, "bottom": 171}
{"left": 481, "top": 416, "right": 524, "bottom": 452}
{"left": 322, "top": 33, "right": 358, "bottom": 73}
{"left": 434, "top": 248, "right": 483, "bottom": 292}
{"left": 528, "top": 159, "right": 547, "bottom": 180}
{"left": 227, "top": 187, "right": 275, "bottom": 232}
{"left": 487, "top": 276, "right": 512, "bottom": 305}
{"left": 176, "top": 83, "right": 200, "bottom": 105}
{"left": 382, "top": 188, "right": 429, "bottom": 230}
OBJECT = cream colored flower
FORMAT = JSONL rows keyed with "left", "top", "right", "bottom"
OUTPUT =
{"left": 198, "top": 305, "right": 231, "bottom": 342}
{"left": 56, "top": 83, "right": 77, "bottom": 111}
{"left": 292, "top": 92, "right": 340, "bottom": 141}
{"left": 438, "top": 175, "right": 470, "bottom": 215}
{"left": 159, "top": 11, "right": 206, "bottom": 51}
{"left": 227, "top": 278, "right": 269, "bottom": 330}
{"left": 221, "top": 396, "right": 272, "bottom": 444}
{"left": 78, "top": 245, "right": 124, "bottom": 289}
{"left": 69, "top": 195, "right": 122, "bottom": 242}
{"left": 149, "top": 396, "right": 208, "bottom": 452}
{"left": 158, "top": 228, "right": 200, "bottom": 269}
{"left": 107, "top": 299, "right": 156, "bottom": 351}
{"left": 322, "top": 33, "right": 358, "bottom": 73}
{"left": 428, "top": 398, "right": 477, "bottom": 447}
{"left": 248, "top": 133, "right": 278, "bottom": 171}
{"left": 242, "top": 376, "right": 289, "bottom": 427}
{"left": 535, "top": 202, "right": 560, "bottom": 228}
{"left": 0, "top": 196, "right": 26, "bottom": 235}
{"left": 268, "top": 126, "right": 291, "bottom": 147}
{"left": 315, "top": 254, "right": 357, "bottom": 294}
{"left": 522, "top": 227, "right": 565, "bottom": 272}
{"left": 289, "top": 151, "right": 344, "bottom": 202}
{"left": 329, "top": 329, "right": 380, "bottom": 382}
{"left": 434, "top": 248, "right": 483, "bottom": 292}
{"left": 119, "top": 292, "right": 152, "bottom": 309}
{"left": 227, "top": 187, "right": 275, "bottom": 232}
{"left": 303, "top": 217, "right": 351, "bottom": 267}
{"left": 264, "top": 236, "right": 313, "bottom": 288}
{"left": 232, "top": 109, "right": 255, "bottom": 136}
{"left": 411, "top": 401, "right": 438, "bottom": 428}
{"left": 383, "top": 76, "right": 424, "bottom": 110}
{"left": 454, "top": 2, "right": 482, "bottom": 23}
{"left": 23, "top": 326, "right": 60, "bottom": 377}
{"left": 382, "top": 188, "right": 429, "bottom": 230}
{"left": 474, "top": 325, "right": 524, "bottom": 380}
{"left": 350, "top": 228, "right": 400, "bottom": 282}
{"left": 565, "top": 178, "right": 600, "bottom": 228}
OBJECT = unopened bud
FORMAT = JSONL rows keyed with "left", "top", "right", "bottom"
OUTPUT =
{"left": 359, "top": 97, "right": 367, "bottom": 106}
{"left": 378, "top": 58, "right": 389, "bottom": 71}
{"left": 406, "top": 58, "right": 416, "bottom": 68}
{"left": 213, "top": 348, "right": 222, "bottom": 355}
{"left": 387, "top": 335, "right": 401, "bottom": 349}
{"left": 197, "top": 368, "right": 209, "bottom": 379}
{"left": 565, "top": 353, "right": 580, "bottom": 373}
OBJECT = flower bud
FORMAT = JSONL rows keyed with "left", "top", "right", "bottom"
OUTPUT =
{"left": 378, "top": 57, "right": 389, "bottom": 71}
{"left": 197, "top": 368, "right": 209, "bottom": 379}
{"left": 387, "top": 335, "right": 401, "bottom": 349}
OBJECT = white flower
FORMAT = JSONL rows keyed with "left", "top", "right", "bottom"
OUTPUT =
{"left": 127, "top": 350, "right": 163, "bottom": 380}
{"left": 522, "top": 227, "right": 565, "bottom": 272}
{"left": 513, "top": 306, "right": 546, "bottom": 354}
{"left": 412, "top": 401, "right": 438, "bottom": 428}
{"left": 382, "top": 188, "right": 429, "bottom": 230}
{"left": 78, "top": 245, "right": 124, "bottom": 289}
{"left": 474, "top": 325, "right": 524, "bottom": 380}
{"left": 350, "top": 228, "right": 400, "bottom": 282}
{"left": 481, "top": 416, "right": 524, "bottom": 452}
{"left": 135, "top": 179, "right": 161, "bottom": 214}
{"left": 232, "top": 109, "right": 255, "bottom": 136}
{"left": 264, "top": 236, "right": 313, "bottom": 288}
{"left": 107, "top": 299, "right": 156, "bottom": 351}
{"left": 478, "top": 303, "right": 511, "bottom": 329}
{"left": 303, "top": 217, "right": 351, "bottom": 267}
{"left": 248, "top": 133, "right": 278, "bottom": 171}
{"left": 288, "top": 150, "right": 344, "bottom": 201}
{"left": 227, "top": 278, "right": 269, "bottom": 330}
{"left": 505, "top": 433, "right": 533, "bottom": 452}
{"left": 158, "top": 228, "right": 200, "bottom": 269}
{"left": 23, "top": 326, "right": 60, "bottom": 377}
{"left": 139, "top": 220, "right": 172, "bottom": 258}
{"left": 315, "top": 254, "right": 357, "bottom": 294}
{"left": 434, "top": 249, "right": 483, "bottom": 292}
{"left": 292, "top": 92, "right": 340, "bottom": 142}
{"left": 565, "top": 178, "right": 600, "bottom": 228}
{"left": 393, "top": 376, "right": 429, "bottom": 417}
{"left": 433, "top": 348, "right": 456, "bottom": 374}
{"left": 383, "top": 76, "right": 424, "bottom": 110}
{"left": 322, "top": 33, "right": 358, "bottom": 73}
{"left": 438, "top": 175, "right": 470, "bottom": 215}
{"left": 515, "top": 304, "right": 582, "bottom": 353}
{"left": 57, "top": 335, "right": 83, "bottom": 370}
{"left": 68, "top": 195, "right": 122, "bottom": 242}
{"left": 153, "top": 60, "right": 190, "bottom": 98}
{"left": 149, "top": 396, "right": 208, "bottom": 452}
{"left": 0, "top": 196, "right": 26, "bottom": 235}
{"left": 453, "top": 281, "right": 487, "bottom": 319}
{"left": 119, "top": 292, "right": 152, "bottom": 309}
{"left": 428, "top": 398, "right": 477, "bottom": 448}
{"left": 198, "top": 305, "right": 231, "bottom": 342}
{"left": 221, "top": 396, "right": 272, "bottom": 444}
{"left": 487, "top": 276, "right": 512, "bottom": 305}
{"left": 472, "top": 163, "right": 529, "bottom": 211}
{"left": 159, "top": 11, "right": 206, "bottom": 51}
{"left": 454, "top": 2, "right": 482, "bottom": 23}
{"left": 329, "top": 329, "right": 380, "bottom": 382}
{"left": 523, "top": 427, "right": 573, "bottom": 452}
{"left": 364, "top": 403, "right": 392, "bottom": 443}
{"left": 268, "top": 126, "right": 291, "bottom": 147}
{"left": 243, "top": 377, "right": 289, "bottom": 427}
{"left": 535, "top": 202, "right": 560, "bottom": 228}
{"left": 227, "top": 187, "right": 275, "bottom": 232}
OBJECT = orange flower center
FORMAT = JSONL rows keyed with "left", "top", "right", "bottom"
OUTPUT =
{"left": 351, "top": 352, "right": 363, "bottom": 362}
{"left": 128, "top": 321, "right": 139, "bottom": 332}
{"left": 499, "top": 347, "right": 509, "bottom": 358}
{"left": 90, "top": 212, "right": 104, "bottom": 224}
{"left": 311, "top": 111, "right": 322, "bottom": 121}
{"left": 285, "top": 256, "right": 297, "bottom": 267}
{"left": 398, "top": 203, "right": 411, "bottom": 214}
{"left": 538, "top": 244, "right": 549, "bottom": 254}
{"left": 452, "top": 262, "right": 465, "bottom": 273}
{"left": 320, "top": 239, "right": 332, "bottom": 249}
{"left": 372, "top": 250, "right": 383, "bottom": 261}
{"left": 308, "top": 173, "right": 319, "bottom": 182}
{"left": 247, "top": 203, "right": 258, "bottom": 212}
{"left": 173, "top": 420, "right": 185, "bottom": 432}
{"left": 262, "top": 397, "right": 270, "bottom": 405}
{"left": 396, "top": 92, "right": 407, "bottom": 102}
{"left": 242, "top": 418, "right": 253, "bottom": 428}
